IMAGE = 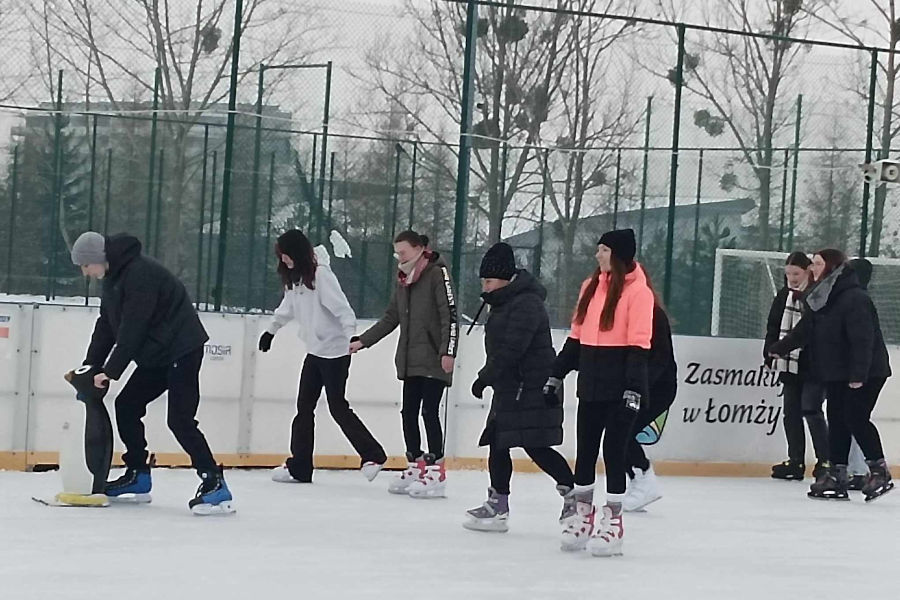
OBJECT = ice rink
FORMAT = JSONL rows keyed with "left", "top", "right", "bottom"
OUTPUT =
{"left": 1, "top": 467, "right": 895, "bottom": 600}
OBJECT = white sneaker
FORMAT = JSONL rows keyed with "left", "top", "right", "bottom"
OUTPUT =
{"left": 361, "top": 461, "right": 385, "bottom": 482}
{"left": 271, "top": 464, "right": 304, "bottom": 484}
{"left": 388, "top": 459, "right": 425, "bottom": 495}
{"left": 587, "top": 505, "right": 624, "bottom": 557}
{"left": 408, "top": 456, "right": 447, "bottom": 499}
{"left": 624, "top": 466, "right": 662, "bottom": 512}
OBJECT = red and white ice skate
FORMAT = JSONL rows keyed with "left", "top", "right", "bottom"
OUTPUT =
{"left": 587, "top": 505, "right": 624, "bottom": 557}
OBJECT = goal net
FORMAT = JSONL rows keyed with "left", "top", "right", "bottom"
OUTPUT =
{"left": 711, "top": 249, "right": 900, "bottom": 345}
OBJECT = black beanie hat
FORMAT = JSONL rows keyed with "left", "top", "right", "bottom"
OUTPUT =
{"left": 598, "top": 228, "right": 636, "bottom": 263}
{"left": 480, "top": 242, "right": 516, "bottom": 280}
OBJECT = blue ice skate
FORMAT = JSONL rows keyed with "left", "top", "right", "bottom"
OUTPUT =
{"left": 189, "top": 466, "right": 236, "bottom": 516}
{"left": 105, "top": 468, "right": 152, "bottom": 503}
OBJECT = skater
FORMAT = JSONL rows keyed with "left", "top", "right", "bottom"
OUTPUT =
{"left": 623, "top": 266, "right": 676, "bottom": 513}
{"left": 544, "top": 228, "right": 653, "bottom": 557}
{"left": 463, "top": 243, "right": 574, "bottom": 533}
{"left": 70, "top": 232, "right": 234, "bottom": 515}
{"left": 351, "top": 230, "right": 458, "bottom": 499}
{"left": 770, "top": 249, "right": 893, "bottom": 502}
{"left": 763, "top": 251, "right": 829, "bottom": 481}
{"left": 260, "top": 229, "right": 387, "bottom": 484}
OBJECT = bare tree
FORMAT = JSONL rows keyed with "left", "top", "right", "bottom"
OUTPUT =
{"left": 31, "top": 0, "right": 324, "bottom": 271}
{"left": 656, "top": 0, "right": 824, "bottom": 249}
{"left": 804, "top": 0, "right": 899, "bottom": 255}
{"left": 359, "top": 0, "right": 573, "bottom": 244}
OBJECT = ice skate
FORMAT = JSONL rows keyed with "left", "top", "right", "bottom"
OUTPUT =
{"left": 557, "top": 484, "right": 577, "bottom": 525}
{"left": 771, "top": 460, "right": 805, "bottom": 481}
{"left": 624, "top": 465, "right": 662, "bottom": 512}
{"left": 587, "top": 505, "right": 624, "bottom": 557}
{"left": 847, "top": 474, "right": 867, "bottom": 492}
{"left": 105, "top": 467, "right": 152, "bottom": 504}
{"left": 408, "top": 454, "right": 446, "bottom": 499}
{"left": 463, "top": 487, "right": 509, "bottom": 533}
{"left": 388, "top": 454, "right": 425, "bottom": 495}
{"left": 862, "top": 459, "right": 894, "bottom": 503}
{"left": 271, "top": 463, "right": 310, "bottom": 484}
{"left": 560, "top": 487, "right": 595, "bottom": 552}
{"left": 361, "top": 460, "right": 385, "bottom": 482}
{"left": 808, "top": 463, "right": 849, "bottom": 501}
{"left": 189, "top": 466, "right": 236, "bottom": 516}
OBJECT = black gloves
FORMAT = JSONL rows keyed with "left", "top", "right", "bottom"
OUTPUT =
{"left": 64, "top": 365, "right": 109, "bottom": 401}
{"left": 471, "top": 378, "right": 487, "bottom": 399}
{"left": 258, "top": 332, "right": 274, "bottom": 353}
{"left": 543, "top": 377, "right": 563, "bottom": 406}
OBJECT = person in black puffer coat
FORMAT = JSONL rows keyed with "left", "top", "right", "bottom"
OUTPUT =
{"left": 770, "top": 249, "right": 893, "bottom": 502}
{"left": 463, "top": 243, "right": 574, "bottom": 533}
{"left": 71, "top": 232, "right": 232, "bottom": 514}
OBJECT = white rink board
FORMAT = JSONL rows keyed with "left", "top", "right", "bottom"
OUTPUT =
{"left": 0, "top": 301, "right": 897, "bottom": 465}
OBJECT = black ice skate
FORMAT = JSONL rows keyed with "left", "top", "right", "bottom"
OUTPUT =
{"left": 862, "top": 459, "right": 894, "bottom": 503}
{"left": 771, "top": 460, "right": 805, "bottom": 481}
{"left": 807, "top": 463, "right": 849, "bottom": 501}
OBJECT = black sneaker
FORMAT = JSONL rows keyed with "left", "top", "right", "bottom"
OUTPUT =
{"left": 771, "top": 460, "right": 805, "bottom": 481}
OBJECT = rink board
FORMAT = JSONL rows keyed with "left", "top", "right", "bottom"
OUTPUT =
{"left": 1, "top": 302, "right": 898, "bottom": 473}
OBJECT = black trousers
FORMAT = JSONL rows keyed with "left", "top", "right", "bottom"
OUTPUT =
{"left": 574, "top": 400, "right": 638, "bottom": 495}
{"left": 84, "top": 396, "right": 112, "bottom": 494}
{"left": 116, "top": 347, "right": 217, "bottom": 471}
{"left": 286, "top": 354, "right": 387, "bottom": 480}
{"left": 626, "top": 378, "right": 677, "bottom": 474}
{"left": 401, "top": 376, "right": 446, "bottom": 460}
{"left": 488, "top": 444, "right": 574, "bottom": 495}
{"left": 780, "top": 378, "right": 829, "bottom": 464}
{"left": 826, "top": 378, "right": 886, "bottom": 465}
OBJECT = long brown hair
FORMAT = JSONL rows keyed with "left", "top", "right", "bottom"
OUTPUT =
{"left": 276, "top": 229, "right": 317, "bottom": 291}
{"left": 574, "top": 254, "right": 630, "bottom": 330}
{"left": 815, "top": 248, "right": 847, "bottom": 280}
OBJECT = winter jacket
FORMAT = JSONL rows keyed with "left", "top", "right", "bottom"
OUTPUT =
{"left": 358, "top": 252, "right": 458, "bottom": 385}
{"left": 552, "top": 263, "right": 654, "bottom": 403}
{"left": 648, "top": 305, "right": 677, "bottom": 390}
{"left": 770, "top": 265, "right": 891, "bottom": 384}
{"left": 476, "top": 270, "right": 563, "bottom": 449}
{"left": 85, "top": 234, "right": 209, "bottom": 380}
{"left": 763, "top": 286, "right": 812, "bottom": 382}
{"left": 266, "top": 246, "right": 357, "bottom": 359}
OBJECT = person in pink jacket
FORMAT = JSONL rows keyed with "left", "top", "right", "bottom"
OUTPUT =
{"left": 544, "top": 228, "right": 654, "bottom": 557}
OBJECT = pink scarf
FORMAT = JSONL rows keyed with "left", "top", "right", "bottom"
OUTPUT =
{"left": 398, "top": 251, "right": 432, "bottom": 287}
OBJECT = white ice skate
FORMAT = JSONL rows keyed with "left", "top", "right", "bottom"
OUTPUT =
{"left": 463, "top": 488, "right": 509, "bottom": 533}
{"left": 560, "top": 499, "right": 595, "bottom": 552}
{"left": 408, "top": 458, "right": 446, "bottom": 499}
{"left": 388, "top": 459, "right": 425, "bottom": 495}
{"left": 624, "top": 466, "right": 662, "bottom": 512}
{"left": 587, "top": 505, "right": 624, "bottom": 557}
{"left": 361, "top": 461, "right": 385, "bottom": 482}
{"left": 271, "top": 464, "right": 306, "bottom": 484}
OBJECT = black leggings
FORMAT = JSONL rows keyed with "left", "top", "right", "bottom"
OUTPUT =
{"left": 826, "top": 379, "right": 886, "bottom": 465}
{"left": 488, "top": 445, "right": 574, "bottom": 495}
{"left": 401, "top": 376, "right": 446, "bottom": 459}
{"left": 780, "top": 378, "right": 829, "bottom": 464}
{"left": 626, "top": 378, "right": 677, "bottom": 474}
{"left": 575, "top": 401, "right": 638, "bottom": 495}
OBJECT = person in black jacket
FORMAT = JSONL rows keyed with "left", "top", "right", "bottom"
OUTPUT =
{"left": 623, "top": 266, "right": 677, "bottom": 512}
{"left": 763, "top": 251, "right": 829, "bottom": 481}
{"left": 464, "top": 243, "right": 574, "bottom": 533}
{"left": 71, "top": 232, "right": 234, "bottom": 515}
{"left": 770, "top": 249, "right": 893, "bottom": 502}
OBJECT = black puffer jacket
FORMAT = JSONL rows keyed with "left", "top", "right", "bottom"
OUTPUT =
{"left": 84, "top": 234, "right": 209, "bottom": 380}
{"left": 648, "top": 305, "right": 677, "bottom": 389}
{"left": 770, "top": 265, "right": 891, "bottom": 383}
{"left": 763, "top": 285, "right": 813, "bottom": 382}
{"left": 476, "top": 270, "right": 562, "bottom": 449}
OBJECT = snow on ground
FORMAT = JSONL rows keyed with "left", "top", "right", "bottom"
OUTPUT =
{"left": 1, "top": 468, "right": 895, "bottom": 600}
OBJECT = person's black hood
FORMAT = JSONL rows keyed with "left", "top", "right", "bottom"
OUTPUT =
{"left": 481, "top": 269, "right": 546, "bottom": 306}
{"left": 105, "top": 234, "right": 142, "bottom": 278}
{"left": 805, "top": 264, "right": 860, "bottom": 312}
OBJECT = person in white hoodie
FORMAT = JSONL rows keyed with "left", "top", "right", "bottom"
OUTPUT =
{"left": 259, "top": 229, "right": 387, "bottom": 483}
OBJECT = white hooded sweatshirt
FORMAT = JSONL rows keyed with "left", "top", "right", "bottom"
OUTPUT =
{"left": 266, "top": 246, "right": 356, "bottom": 359}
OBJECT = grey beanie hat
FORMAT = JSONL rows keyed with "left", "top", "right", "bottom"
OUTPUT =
{"left": 71, "top": 232, "right": 107, "bottom": 265}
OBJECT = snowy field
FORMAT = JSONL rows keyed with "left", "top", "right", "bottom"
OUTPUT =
{"left": 1, "top": 468, "right": 896, "bottom": 600}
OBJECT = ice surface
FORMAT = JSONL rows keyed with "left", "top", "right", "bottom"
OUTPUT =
{"left": 1, "top": 468, "right": 895, "bottom": 600}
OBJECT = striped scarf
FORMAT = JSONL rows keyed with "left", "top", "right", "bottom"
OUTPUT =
{"left": 776, "top": 283, "right": 807, "bottom": 374}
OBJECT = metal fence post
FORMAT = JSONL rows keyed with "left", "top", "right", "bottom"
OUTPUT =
{"left": 47, "top": 69, "right": 64, "bottom": 301}
{"left": 103, "top": 149, "right": 112, "bottom": 235}
{"left": 637, "top": 96, "right": 653, "bottom": 258}
{"left": 690, "top": 149, "right": 704, "bottom": 332}
{"left": 6, "top": 146, "right": 18, "bottom": 293}
{"left": 612, "top": 148, "right": 622, "bottom": 229}
{"left": 197, "top": 125, "right": 210, "bottom": 307}
{"left": 316, "top": 62, "right": 333, "bottom": 245}
{"left": 408, "top": 141, "right": 418, "bottom": 229}
{"left": 154, "top": 148, "right": 165, "bottom": 257}
{"left": 663, "top": 25, "right": 686, "bottom": 305}
{"left": 787, "top": 94, "right": 802, "bottom": 251}
{"left": 262, "top": 151, "right": 276, "bottom": 310}
{"left": 145, "top": 66, "right": 161, "bottom": 252}
{"left": 207, "top": 151, "right": 218, "bottom": 305}
{"left": 328, "top": 151, "right": 336, "bottom": 227}
{"left": 860, "top": 49, "right": 878, "bottom": 259}
{"left": 246, "top": 64, "right": 266, "bottom": 312}
{"left": 778, "top": 148, "right": 789, "bottom": 251}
